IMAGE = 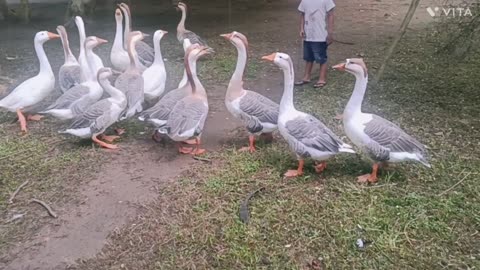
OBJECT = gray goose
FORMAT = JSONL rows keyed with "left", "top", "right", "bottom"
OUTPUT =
{"left": 56, "top": 25, "right": 82, "bottom": 93}
{"left": 333, "top": 58, "right": 430, "bottom": 183}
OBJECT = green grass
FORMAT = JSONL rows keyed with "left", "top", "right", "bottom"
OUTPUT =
{"left": 78, "top": 30, "right": 480, "bottom": 269}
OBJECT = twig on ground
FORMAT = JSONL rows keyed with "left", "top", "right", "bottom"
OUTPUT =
{"left": 30, "top": 199, "right": 58, "bottom": 218}
{"left": 437, "top": 171, "right": 472, "bottom": 197}
{"left": 239, "top": 187, "right": 265, "bottom": 224}
{"left": 6, "top": 213, "right": 27, "bottom": 223}
{"left": 192, "top": 156, "right": 212, "bottom": 163}
{"left": 8, "top": 180, "right": 29, "bottom": 204}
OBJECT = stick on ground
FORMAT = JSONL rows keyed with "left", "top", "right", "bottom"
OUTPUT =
{"left": 8, "top": 180, "right": 29, "bottom": 204}
{"left": 31, "top": 199, "right": 58, "bottom": 218}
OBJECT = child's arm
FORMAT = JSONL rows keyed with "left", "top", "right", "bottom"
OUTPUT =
{"left": 300, "top": 12, "right": 305, "bottom": 39}
{"left": 326, "top": 8, "right": 335, "bottom": 45}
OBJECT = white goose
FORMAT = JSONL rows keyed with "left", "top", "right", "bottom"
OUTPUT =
{"left": 333, "top": 58, "right": 430, "bottom": 183}
{"left": 75, "top": 16, "right": 102, "bottom": 81}
{"left": 0, "top": 31, "right": 60, "bottom": 132}
{"left": 142, "top": 30, "right": 168, "bottom": 102}
{"left": 262, "top": 52, "right": 355, "bottom": 177}
{"left": 110, "top": 8, "right": 130, "bottom": 72}
{"left": 221, "top": 31, "right": 279, "bottom": 153}
{"left": 118, "top": 3, "right": 154, "bottom": 68}
{"left": 57, "top": 25, "right": 83, "bottom": 93}
{"left": 41, "top": 36, "right": 107, "bottom": 120}
{"left": 61, "top": 67, "right": 127, "bottom": 149}
{"left": 164, "top": 45, "right": 211, "bottom": 155}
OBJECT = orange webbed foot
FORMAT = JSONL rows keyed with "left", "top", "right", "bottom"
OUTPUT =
{"left": 284, "top": 170, "right": 302, "bottom": 178}
{"left": 92, "top": 135, "right": 118, "bottom": 149}
{"left": 239, "top": 146, "right": 256, "bottom": 153}
{"left": 184, "top": 139, "right": 197, "bottom": 145}
{"left": 27, "top": 114, "right": 43, "bottom": 121}
{"left": 178, "top": 146, "right": 193, "bottom": 154}
{"left": 314, "top": 161, "right": 327, "bottom": 174}
{"left": 100, "top": 135, "right": 120, "bottom": 143}
{"left": 357, "top": 173, "right": 377, "bottom": 184}
{"left": 191, "top": 148, "right": 206, "bottom": 155}
{"left": 114, "top": 128, "right": 126, "bottom": 135}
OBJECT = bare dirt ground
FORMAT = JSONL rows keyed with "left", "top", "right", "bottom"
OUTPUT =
{"left": 0, "top": 0, "right": 440, "bottom": 269}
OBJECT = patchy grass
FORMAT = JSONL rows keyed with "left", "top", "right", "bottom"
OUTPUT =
{"left": 77, "top": 30, "right": 479, "bottom": 269}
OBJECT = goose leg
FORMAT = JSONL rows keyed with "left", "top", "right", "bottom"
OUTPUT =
{"left": 16, "top": 108, "right": 27, "bottom": 132}
{"left": 191, "top": 137, "right": 206, "bottom": 155}
{"left": 357, "top": 163, "right": 379, "bottom": 183}
{"left": 239, "top": 135, "right": 256, "bottom": 153}
{"left": 178, "top": 142, "right": 193, "bottom": 154}
{"left": 114, "top": 128, "right": 126, "bottom": 135}
{"left": 284, "top": 159, "right": 304, "bottom": 178}
{"left": 100, "top": 134, "right": 120, "bottom": 143}
{"left": 27, "top": 114, "right": 43, "bottom": 121}
{"left": 314, "top": 161, "right": 327, "bottom": 173}
{"left": 184, "top": 139, "right": 197, "bottom": 145}
{"left": 334, "top": 114, "right": 343, "bottom": 120}
{"left": 92, "top": 135, "right": 118, "bottom": 149}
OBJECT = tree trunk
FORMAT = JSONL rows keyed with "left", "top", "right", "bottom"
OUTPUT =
{"left": 19, "top": 0, "right": 30, "bottom": 24}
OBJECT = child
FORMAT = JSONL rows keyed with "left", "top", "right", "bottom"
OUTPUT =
{"left": 295, "top": 0, "right": 335, "bottom": 88}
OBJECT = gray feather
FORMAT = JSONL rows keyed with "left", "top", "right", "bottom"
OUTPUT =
{"left": 165, "top": 97, "right": 208, "bottom": 138}
{"left": 238, "top": 91, "right": 278, "bottom": 133}
{"left": 59, "top": 65, "right": 82, "bottom": 92}
{"left": 139, "top": 88, "right": 188, "bottom": 123}
{"left": 45, "top": 85, "right": 90, "bottom": 111}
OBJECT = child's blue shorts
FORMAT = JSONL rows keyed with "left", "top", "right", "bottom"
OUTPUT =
{"left": 303, "top": 41, "right": 328, "bottom": 64}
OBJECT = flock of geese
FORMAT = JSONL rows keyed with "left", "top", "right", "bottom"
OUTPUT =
{"left": 0, "top": 2, "right": 430, "bottom": 183}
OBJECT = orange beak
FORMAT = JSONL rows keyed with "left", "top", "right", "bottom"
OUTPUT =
{"left": 261, "top": 53, "right": 276, "bottom": 62}
{"left": 332, "top": 62, "right": 346, "bottom": 71}
{"left": 47, "top": 32, "right": 60, "bottom": 39}
{"left": 96, "top": 38, "right": 108, "bottom": 44}
{"left": 163, "top": 30, "right": 168, "bottom": 34}
{"left": 220, "top": 33, "right": 232, "bottom": 40}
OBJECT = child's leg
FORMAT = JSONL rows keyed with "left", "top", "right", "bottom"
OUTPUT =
{"left": 295, "top": 41, "right": 314, "bottom": 85}
{"left": 313, "top": 42, "right": 329, "bottom": 87}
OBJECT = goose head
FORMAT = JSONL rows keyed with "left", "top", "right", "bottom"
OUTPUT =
{"left": 85, "top": 36, "right": 108, "bottom": 50}
{"left": 128, "top": 31, "right": 148, "bottom": 44}
{"left": 261, "top": 52, "right": 292, "bottom": 71}
{"left": 153, "top": 30, "right": 168, "bottom": 43}
{"left": 74, "top": 16, "right": 84, "bottom": 29}
{"left": 115, "top": 8, "right": 123, "bottom": 22}
{"left": 35, "top": 31, "right": 60, "bottom": 43}
{"left": 117, "top": 3, "right": 131, "bottom": 17}
{"left": 333, "top": 58, "right": 368, "bottom": 78}
{"left": 176, "top": 2, "right": 187, "bottom": 12}
{"left": 97, "top": 67, "right": 113, "bottom": 81}
{"left": 220, "top": 31, "right": 249, "bottom": 51}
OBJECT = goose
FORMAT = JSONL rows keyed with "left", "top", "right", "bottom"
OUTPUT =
{"left": 221, "top": 31, "right": 279, "bottom": 153}
{"left": 61, "top": 67, "right": 127, "bottom": 149}
{"left": 57, "top": 25, "right": 83, "bottom": 93}
{"left": 164, "top": 45, "right": 211, "bottom": 155}
{"left": 110, "top": 8, "right": 130, "bottom": 72}
{"left": 41, "top": 36, "right": 107, "bottom": 120}
{"left": 75, "top": 16, "right": 102, "bottom": 81}
{"left": 262, "top": 52, "right": 355, "bottom": 177}
{"left": 333, "top": 58, "right": 430, "bottom": 183}
{"left": 142, "top": 30, "right": 168, "bottom": 102}
{"left": 176, "top": 2, "right": 209, "bottom": 47}
{"left": 118, "top": 3, "right": 154, "bottom": 68}
{"left": 0, "top": 31, "right": 60, "bottom": 132}
{"left": 115, "top": 31, "right": 145, "bottom": 120}
{"left": 138, "top": 44, "right": 202, "bottom": 130}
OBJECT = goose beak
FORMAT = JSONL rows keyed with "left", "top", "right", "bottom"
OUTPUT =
{"left": 220, "top": 33, "right": 232, "bottom": 40}
{"left": 332, "top": 62, "right": 346, "bottom": 71}
{"left": 112, "top": 70, "right": 122, "bottom": 75}
{"left": 47, "top": 32, "right": 61, "bottom": 39}
{"left": 96, "top": 38, "right": 108, "bottom": 44}
{"left": 163, "top": 30, "right": 168, "bottom": 34}
{"left": 261, "top": 53, "right": 276, "bottom": 62}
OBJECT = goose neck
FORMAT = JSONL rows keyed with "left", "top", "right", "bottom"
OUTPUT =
{"left": 344, "top": 74, "right": 368, "bottom": 119}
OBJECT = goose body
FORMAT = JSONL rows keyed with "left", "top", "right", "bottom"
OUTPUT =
{"left": 176, "top": 2, "right": 209, "bottom": 47}
{"left": 118, "top": 3, "right": 154, "bottom": 69}
{"left": 143, "top": 30, "right": 167, "bottom": 102}
{"left": 138, "top": 44, "right": 199, "bottom": 128}
{"left": 61, "top": 68, "right": 127, "bottom": 149}
{"left": 57, "top": 25, "right": 83, "bottom": 93}
{"left": 333, "top": 58, "right": 430, "bottom": 183}
{"left": 263, "top": 52, "right": 354, "bottom": 177}
{"left": 0, "top": 31, "right": 59, "bottom": 132}
{"left": 42, "top": 36, "right": 107, "bottom": 120}
{"left": 177, "top": 38, "right": 192, "bottom": 89}
{"left": 110, "top": 8, "right": 130, "bottom": 72}
{"left": 115, "top": 31, "right": 145, "bottom": 119}
{"left": 221, "top": 31, "right": 279, "bottom": 152}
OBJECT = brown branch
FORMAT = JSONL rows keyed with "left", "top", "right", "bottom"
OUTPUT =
{"left": 31, "top": 199, "right": 58, "bottom": 218}
{"left": 8, "top": 180, "right": 29, "bottom": 204}
{"left": 437, "top": 171, "right": 472, "bottom": 197}
{"left": 374, "top": 0, "right": 421, "bottom": 84}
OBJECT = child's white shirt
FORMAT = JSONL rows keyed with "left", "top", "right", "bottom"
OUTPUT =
{"left": 298, "top": 0, "right": 335, "bottom": 42}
